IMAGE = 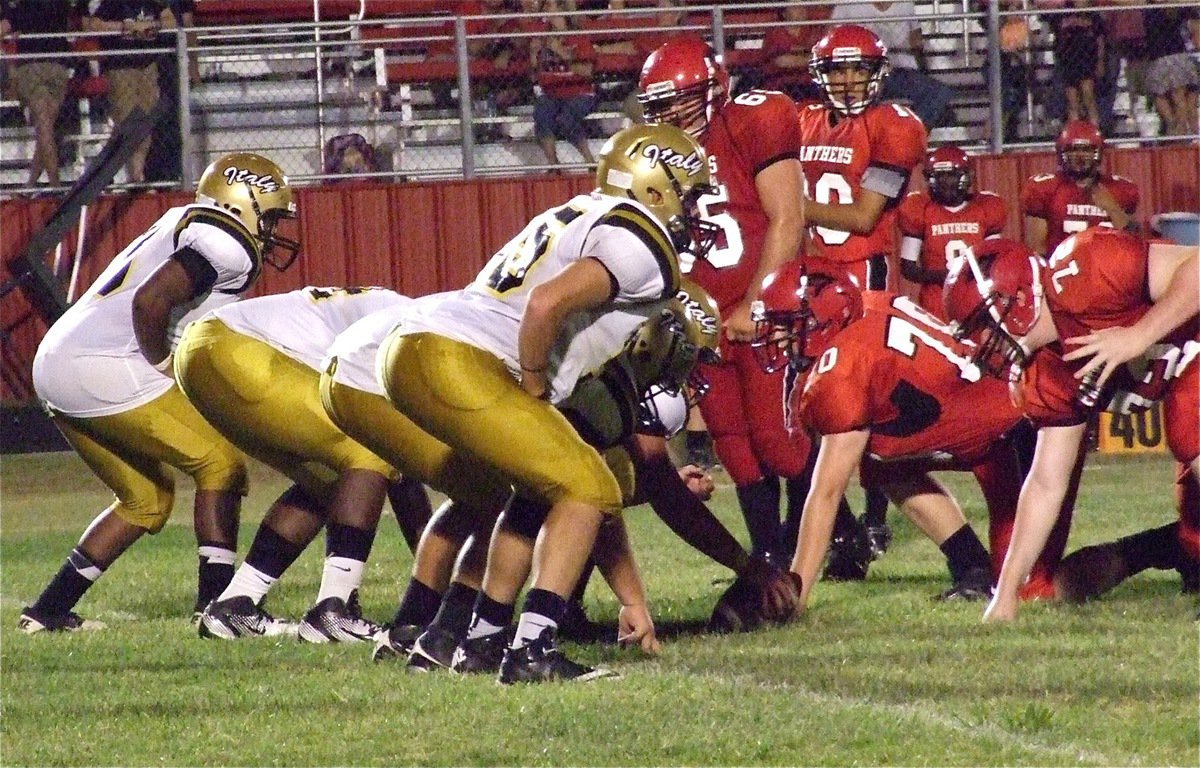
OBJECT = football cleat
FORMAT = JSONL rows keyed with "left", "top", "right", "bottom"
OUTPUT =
{"left": 823, "top": 527, "right": 873, "bottom": 582}
{"left": 498, "top": 627, "right": 618, "bottom": 685}
{"left": 938, "top": 567, "right": 994, "bottom": 601}
{"left": 17, "top": 606, "right": 106, "bottom": 634}
{"left": 298, "top": 591, "right": 382, "bottom": 644}
{"left": 863, "top": 523, "right": 892, "bottom": 562}
{"left": 450, "top": 632, "right": 509, "bottom": 675}
{"left": 371, "top": 623, "right": 423, "bottom": 662}
{"left": 557, "top": 600, "right": 609, "bottom": 643}
{"left": 406, "top": 625, "right": 458, "bottom": 672}
{"left": 1053, "top": 543, "right": 1131, "bottom": 604}
{"left": 198, "top": 595, "right": 297, "bottom": 639}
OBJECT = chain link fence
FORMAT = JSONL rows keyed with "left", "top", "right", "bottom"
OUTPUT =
{"left": 2, "top": 0, "right": 1197, "bottom": 196}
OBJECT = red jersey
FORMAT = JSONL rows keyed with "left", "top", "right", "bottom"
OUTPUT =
{"left": 688, "top": 90, "right": 805, "bottom": 312}
{"left": 1016, "top": 345, "right": 1089, "bottom": 427}
{"left": 796, "top": 101, "right": 928, "bottom": 266}
{"left": 795, "top": 292, "right": 1021, "bottom": 466}
{"left": 1041, "top": 227, "right": 1199, "bottom": 411}
{"left": 897, "top": 190, "right": 1008, "bottom": 319}
{"left": 1020, "top": 171, "right": 1139, "bottom": 256}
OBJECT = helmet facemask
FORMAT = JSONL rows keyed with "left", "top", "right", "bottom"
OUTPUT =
{"left": 945, "top": 250, "right": 1041, "bottom": 379}
{"left": 927, "top": 167, "right": 972, "bottom": 207}
{"left": 250, "top": 186, "right": 300, "bottom": 271}
{"left": 811, "top": 58, "right": 889, "bottom": 117}
{"left": 1059, "top": 144, "right": 1100, "bottom": 182}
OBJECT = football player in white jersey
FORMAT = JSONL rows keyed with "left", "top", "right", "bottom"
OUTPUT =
{"left": 20, "top": 153, "right": 298, "bottom": 634}
{"left": 376, "top": 123, "right": 718, "bottom": 683}
{"left": 173, "top": 286, "right": 432, "bottom": 642}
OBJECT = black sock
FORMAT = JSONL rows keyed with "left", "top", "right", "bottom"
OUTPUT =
{"left": 522, "top": 587, "right": 567, "bottom": 626}
{"left": 469, "top": 591, "right": 515, "bottom": 638}
{"left": 32, "top": 548, "right": 103, "bottom": 616}
{"left": 940, "top": 525, "right": 992, "bottom": 582}
{"left": 1117, "top": 523, "right": 1184, "bottom": 574}
{"left": 831, "top": 499, "right": 860, "bottom": 541}
{"left": 430, "top": 581, "right": 478, "bottom": 640}
{"left": 685, "top": 430, "right": 711, "bottom": 455}
{"left": 391, "top": 578, "right": 443, "bottom": 627}
{"left": 244, "top": 525, "right": 306, "bottom": 580}
{"left": 736, "top": 476, "right": 782, "bottom": 559}
{"left": 861, "top": 486, "right": 889, "bottom": 528}
{"left": 326, "top": 521, "right": 376, "bottom": 562}
{"left": 196, "top": 542, "right": 235, "bottom": 610}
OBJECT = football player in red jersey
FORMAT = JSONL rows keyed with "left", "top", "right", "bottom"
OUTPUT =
{"left": 1020, "top": 120, "right": 1139, "bottom": 258}
{"left": 751, "top": 258, "right": 1059, "bottom": 614}
{"left": 943, "top": 230, "right": 1199, "bottom": 622}
{"left": 898, "top": 146, "right": 1008, "bottom": 321}
{"left": 795, "top": 23, "right": 929, "bottom": 567}
{"left": 637, "top": 36, "right": 812, "bottom": 568}
{"left": 798, "top": 24, "right": 928, "bottom": 293}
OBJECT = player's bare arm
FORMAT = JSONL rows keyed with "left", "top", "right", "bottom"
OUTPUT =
{"left": 723, "top": 158, "right": 805, "bottom": 342}
{"left": 1023, "top": 214, "right": 1048, "bottom": 256}
{"left": 517, "top": 257, "right": 617, "bottom": 398}
{"left": 790, "top": 428, "right": 871, "bottom": 610}
{"left": 1064, "top": 246, "right": 1199, "bottom": 388}
{"left": 984, "top": 422, "right": 1088, "bottom": 623}
{"left": 592, "top": 515, "right": 661, "bottom": 654}
{"left": 804, "top": 186, "right": 889, "bottom": 236}
{"left": 132, "top": 258, "right": 203, "bottom": 370}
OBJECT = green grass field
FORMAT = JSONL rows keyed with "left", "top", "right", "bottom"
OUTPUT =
{"left": 1, "top": 449, "right": 1196, "bottom": 766}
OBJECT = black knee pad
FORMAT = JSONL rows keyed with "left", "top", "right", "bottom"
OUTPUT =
{"left": 502, "top": 494, "right": 550, "bottom": 540}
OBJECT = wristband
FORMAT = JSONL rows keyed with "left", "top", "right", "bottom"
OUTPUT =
{"left": 520, "top": 363, "right": 547, "bottom": 374}
{"left": 152, "top": 353, "right": 174, "bottom": 374}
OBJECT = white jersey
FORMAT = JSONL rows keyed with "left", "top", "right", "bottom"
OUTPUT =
{"left": 211, "top": 286, "right": 408, "bottom": 373}
{"left": 391, "top": 192, "right": 680, "bottom": 403}
{"left": 33, "top": 203, "right": 259, "bottom": 417}
{"left": 324, "top": 295, "right": 428, "bottom": 396}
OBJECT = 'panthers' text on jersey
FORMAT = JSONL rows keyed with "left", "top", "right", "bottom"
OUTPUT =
{"left": 897, "top": 190, "right": 1008, "bottom": 319}
{"left": 796, "top": 292, "right": 1021, "bottom": 465}
{"left": 390, "top": 192, "right": 679, "bottom": 403}
{"left": 210, "top": 286, "right": 407, "bottom": 372}
{"left": 33, "top": 203, "right": 260, "bottom": 418}
{"left": 1020, "top": 171, "right": 1139, "bottom": 255}
{"left": 687, "top": 90, "right": 804, "bottom": 311}
{"left": 797, "top": 100, "right": 928, "bottom": 267}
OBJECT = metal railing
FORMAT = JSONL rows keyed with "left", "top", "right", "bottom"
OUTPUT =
{"left": 1, "top": 0, "right": 1196, "bottom": 196}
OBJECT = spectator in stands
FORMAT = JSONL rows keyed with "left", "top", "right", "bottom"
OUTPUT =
{"left": 145, "top": 0, "right": 195, "bottom": 185}
{"left": 1043, "top": 1, "right": 1104, "bottom": 127}
{"left": 82, "top": 0, "right": 176, "bottom": 185}
{"left": 323, "top": 132, "right": 377, "bottom": 180}
{"left": 990, "top": 1, "right": 1031, "bottom": 142}
{"left": 1143, "top": 5, "right": 1199, "bottom": 138}
{"left": 529, "top": 1, "right": 596, "bottom": 170}
{"left": 591, "top": 0, "right": 685, "bottom": 124}
{"left": 0, "top": 0, "right": 82, "bottom": 188}
{"left": 1105, "top": 6, "right": 1151, "bottom": 137}
{"left": 756, "top": 4, "right": 830, "bottom": 106}
{"left": 829, "top": 1, "right": 953, "bottom": 128}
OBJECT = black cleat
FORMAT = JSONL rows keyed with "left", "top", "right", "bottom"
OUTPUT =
{"left": 372, "top": 623, "right": 423, "bottom": 662}
{"left": 863, "top": 522, "right": 892, "bottom": 561}
{"left": 938, "top": 567, "right": 994, "bottom": 601}
{"left": 497, "top": 627, "right": 617, "bottom": 685}
{"left": 17, "top": 605, "right": 105, "bottom": 634}
{"left": 298, "top": 591, "right": 382, "bottom": 644}
{"left": 198, "top": 595, "right": 296, "bottom": 639}
{"left": 451, "top": 631, "right": 508, "bottom": 675}
{"left": 406, "top": 625, "right": 458, "bottom": 671}
{"left": 823, "top": 528, "right": 873, "bottom": 582}
{"left": 558, "top": 599, "right": 608, "bottom": 642}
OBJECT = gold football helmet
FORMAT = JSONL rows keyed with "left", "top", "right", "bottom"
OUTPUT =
{"left": 196, "top": 152, "right": 300, "bottom": 270}
{"left": 595, "top": 124, "right": 720, "bottom": 259}
{"left": 675, "top": 277, "right": 721, "bottom": 399}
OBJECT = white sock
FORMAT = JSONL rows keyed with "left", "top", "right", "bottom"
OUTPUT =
{"left": 219, "top": 564, "right": 275, "bottom": 605}
{"left": 316, "top": 556, "right": 364, "bottom": 603}
{"left": 512, "top": 611, "right": 556, "bottom": 649}
{"left": 197, "top": 545, "right": 235, "bottom": 567}
{"left": 466, "top": 615, "right": 506, "bottom": 641}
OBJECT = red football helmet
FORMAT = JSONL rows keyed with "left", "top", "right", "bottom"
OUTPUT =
{"left": 943, "top": 239, "right": 1043, "bottom": 377}
{"left": 638, "top": 35, "right": 731, "bottom": 138}
{"left": 925, "top": 145, "right": 975, "bottom": 207}
{"left": 809, "top": 24, "right": 890, "bottom": 116}
{"left": 751, "top": 258, "right": 864, "bottom": 374}
{"left": 1055, "top": 120, "right": 1103, "bottom": 181}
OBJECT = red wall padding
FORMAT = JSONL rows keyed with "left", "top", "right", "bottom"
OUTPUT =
{"left": 2, "top": 146, "right": 1195, "bottom": 402}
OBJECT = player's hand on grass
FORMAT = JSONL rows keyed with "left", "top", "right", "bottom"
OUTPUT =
{"left": 617, "top": 603, "right": 661, "bottom": 654}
